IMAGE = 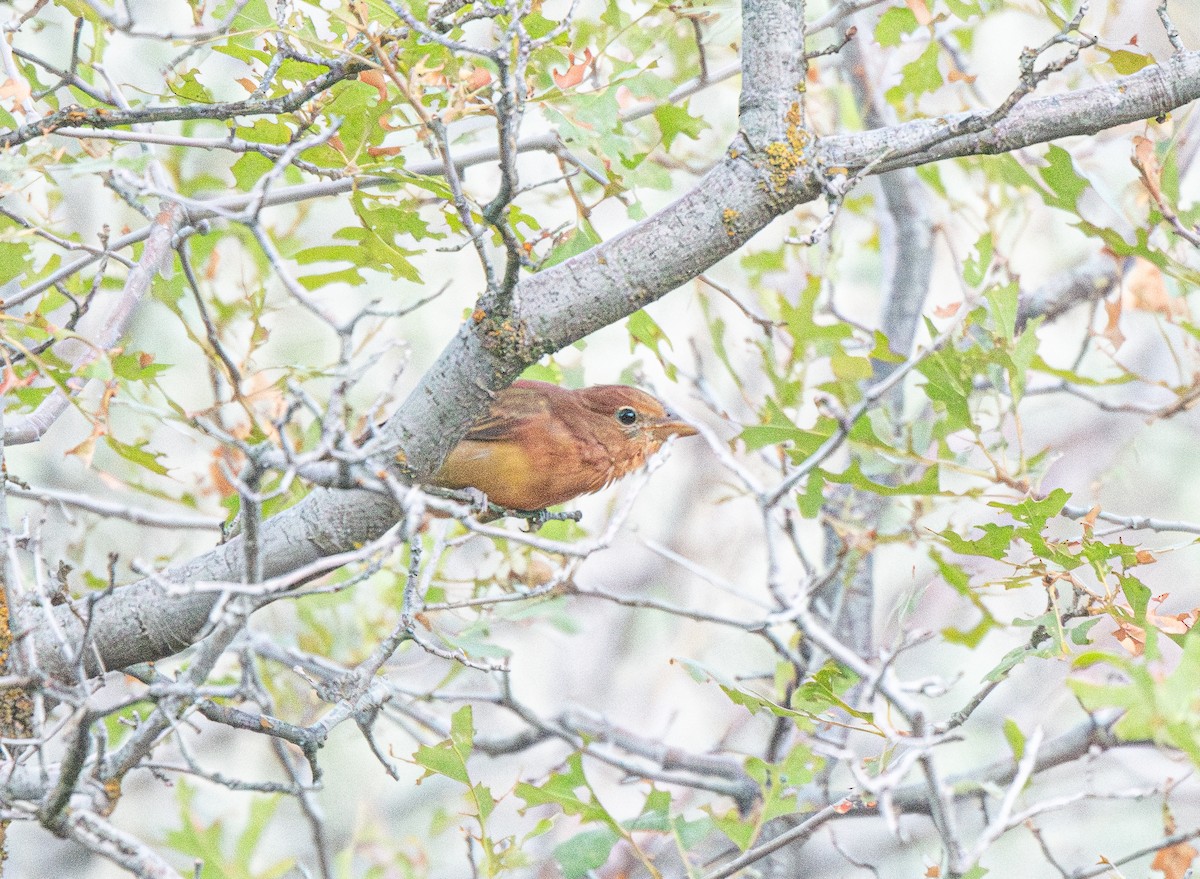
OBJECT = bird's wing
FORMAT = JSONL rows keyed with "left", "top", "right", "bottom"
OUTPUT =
{"left": 460, "top": 383, "right": 558, "bottom": 443}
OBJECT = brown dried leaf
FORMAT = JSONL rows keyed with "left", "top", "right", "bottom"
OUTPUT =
{"left": 208, "top": 445, "right": 245, "bottom": 497}
{"left": 66, "top": 385, "right": 115, "bottom": 469}
{"left": 359, "top": 69, "right": 389, "bottom": 102}
{"left": 1098, "top": 297, "right": 1126, "bottom": 350}
{"left": 1151, "top": 840, "right": 1197, "bottom": 879}
{"left": 906, "top": 0, "right": 933, "bottom": 25}
{"left": 0, "top": 367, "right": 35, "bottom": 396}
{"left": 1132, "top": 135, "right": 1166, "bottom": 209}
{"left": 552, "top": 49, "right": 594, "bottom": 90}
{"left": 203, "top": 247, "right": 220, "bottom": 281}
{"left": 1154, "top": 614, "right": 1193, "bottom": 635}
{"left": 1113, "top": 620, "right": 1146, "bottom": 656}
{"left": 1123, "top": 257, "right": 1185, "bottom": 318}
{"left": 0, "top": 77, "right": 31, "bottom": 107}
{"left": 462, "top": 67, "right": 492, "bottom": 91}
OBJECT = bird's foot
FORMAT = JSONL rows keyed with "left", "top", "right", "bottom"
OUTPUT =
{"left": 458, "top": 487, "right": 493, "bottom": 517}
{"left": 514, "top": 508, "right": 583, "bottom": 532}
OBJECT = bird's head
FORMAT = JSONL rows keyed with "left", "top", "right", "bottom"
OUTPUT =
{"left": 575, "top": 385, "right": 699, "bottom": 447}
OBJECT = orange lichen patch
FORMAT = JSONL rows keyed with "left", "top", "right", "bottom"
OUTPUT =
{"left": 762, "top": 102, "right": 810, "bottom": 191}
{"left": 0, "top": 593, "right": 9, "bottom": 672}
{"left": 764, "top": 141, "right": 802, "bottom": 190}
{"left": 722, "top": 208, "right": 740, "bottom": 237}
{"left": 0, "top": 586, "right": 33, "bottom": 762}
{"left": 100, "top": 777, "right": 123, "bottom": 816}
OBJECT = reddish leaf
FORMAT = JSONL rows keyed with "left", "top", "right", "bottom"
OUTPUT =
{"left": 463, "top": 67, "right": 491, "bottom": 91}
{"left": 552, "top": 49, "right": 594, "bottom": 90}
{"left": 359, "top": 69, "right": 389, "bottom": 101}
{"left": 1151, "top": 841, "right": 1197, "bottom": 879}
{"left": 906, "top": 0, "right": 932, "bottom": 25}
{"left": 1097, "top": 297, "right": 1125, "bottom": 350}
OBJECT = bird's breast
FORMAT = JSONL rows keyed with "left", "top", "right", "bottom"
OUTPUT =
{"left": 433, "top": 436, "right": 619, "bottom": 510}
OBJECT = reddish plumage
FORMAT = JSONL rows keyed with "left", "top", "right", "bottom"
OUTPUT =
{"left": 431, "top": 380, "right": 697, "bottom": 510}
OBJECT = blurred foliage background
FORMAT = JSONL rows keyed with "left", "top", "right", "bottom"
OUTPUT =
{"left": 3, "top": 0, "right": 1200, "bottom": 877}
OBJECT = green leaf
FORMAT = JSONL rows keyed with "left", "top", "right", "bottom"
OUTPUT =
{"left": 916, "top": 334, "right": 976, "bottom": 434}
{"left": 105, "top": 436, "right": 170, "bottom": 476}
{"left": 542, "top": 223, "right": 601, "bottom": 268}
{"left": 963, "top": 232, "right": 993, "bottom": 288}
{"left": 471, "top": 782, "right": 495, "bottom": 822}
{"left": 112, "top": 352, "right": 171, "bottom": 382}
{"left": 829, "top": 349, "right": 873, "bottom": 382}
{"left": 413, "top": 741, "right": 469, "bottom": 784}
{"left": 876, "top": 6, "right": 920, "bottom": 47}
{"left": 1038, "top": 145, "right": 1090, "bottom": 213}
{"left": 1121, "top": 575, "right": 1151, "bottom": 618}
{"left": 777, "top": 280, "right": 852, "bottom": 354}
{"left": 798, "top": 470, "right": 825, "bottom": 518}
{"left": 554, "top": 828, "right": 619, "bottom": 879}
{"left": 740, "top": 417, "right": 836, "bottom": 460}
{"left": 885, "top": 42, "right": 943, "bottom": 103}
{"left": 515, "top": 754, "right": 615, "bottom": 827}
{"left": 1030, "top": 353, "right": 1136, "bottom": 387}
{"left": 236, "top": 118, "right": 293, "bottom": 146}
{"left": 989, "top": 488, "right": 1070, "bottom": 531}
{"left": 794, "top": 662, "right": 870, "bottom": 723}
{"left": 294, "top": 221, "right": 423, "bottom": 287}
{"left": 821, "top": 460, "right": 941, "bottom": 497}
{"left": 740, "top": 247, "right": 786, "bottom": 279}
{"left": 413, "top": 705, "right": 474, "bottom": 784}
{"left": 1002, "top": 718, "right": 1025, "bottom": 761}
{"left": 932, "top": 550, "right": 999, "bottom": 647}
{"left": 1070, "top": 636, "right": 1200, "bottom": 765}
{"left": 711, "top": 804, "right": 756, "bottom": 851}
{"left": 1100, "top": 48, "right": 1155, "bottom": 75}
{"left": 234, "top": 794, "right": 284, "bottom": 866}
{"left": 940, "top": 523, "right": 1014, "bottom": 559}
{"left": 169, "top": 68, "right": 214, "bottom": 103}
{"left": 943, "top": 0, "right": 983, "bottom": 17}
{"left": 985, "top": 283, "right": 1019, "bottom": 340}
{"left": 672, "top": 813, "right": 717, "bottom": 850}
{"left": 1070, "top": 618, "right": 1101, "bottom": 646}
{"left": 231, "top": 152, "right": 274, "bottom": 190}
{"left": 653, "top": 102, "right": 707, "bottom": 150}
{"left": 164, "top": 780, "right": 293, "bottom": 879}
{"left": 626, "top": 309, "right": 675, "bottom": 377}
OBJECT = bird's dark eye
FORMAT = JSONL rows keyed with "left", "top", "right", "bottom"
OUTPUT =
{"left": 615, "top": 406, "right": 638, "bottom": 426}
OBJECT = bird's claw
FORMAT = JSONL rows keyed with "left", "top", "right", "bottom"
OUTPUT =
{"left": 517, "top": 508, "right": 583, "bottom": 532}
{"left": 461, "top": 487, "right": 492, "bottom": 516}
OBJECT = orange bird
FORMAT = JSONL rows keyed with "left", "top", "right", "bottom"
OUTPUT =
{"left": 430, "top": 380, "right": 698, "bottom": 511}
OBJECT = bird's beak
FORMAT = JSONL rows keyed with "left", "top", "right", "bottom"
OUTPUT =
{"left": 650, "top": 409, "right": 699, "bottom": 439}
